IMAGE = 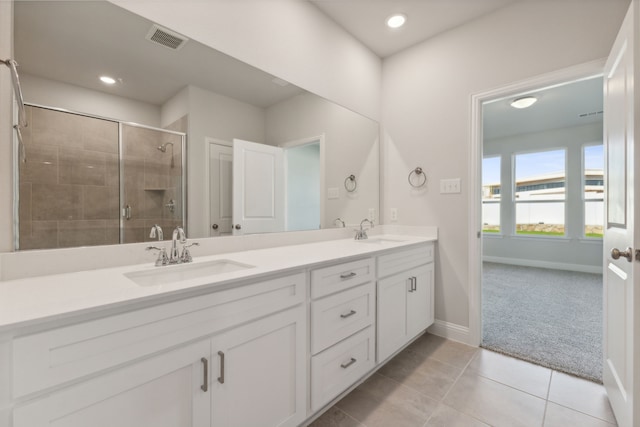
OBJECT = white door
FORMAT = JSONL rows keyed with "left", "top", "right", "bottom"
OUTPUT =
{"left": 377, "top": 271, "right": 410, "bottom": 363}
{"left": 211, "top": 308, "right": 306, "bottom": 427}
{"left": 13, "top": 339, "right": 211, "bottom": 427}
{"left": 209, "top": 142, "right": 233, "bottom": 236}
{"left": 603, "top": 3, "right": 639, "bottom": 426}
{"left": 232, "top": 139, "right": 284, "bottom": 235}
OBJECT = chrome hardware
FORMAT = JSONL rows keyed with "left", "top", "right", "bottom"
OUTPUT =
{"left": 234, "top": 224, "right": 242, "bottom": 230}
{"left": 611, "top": 247, "right": 633, "bottom": 262}
{"left": 354, "top": 218, "right": 374, "bottom": 240}
{"left": 636, "top": 249, "right": 640, "bottom": 262}
{"left": 201, "top": 357, "right": 208, "bottom": 392}
{"left": 408, "top": 277, "right": 415, "bottom": 293}
{"left": 212, "top": 224, "right": 219, "bottom": 230}
{"left": 408, "top": 166, "right": 427, "bottom": 188}
{"left": 340, "top": 358, "right": 357, "bottom": 369}
{"left": 411, "top": 276, "right": 417, "bottom": 291}
{"left": 165, "top": 199, "right": 176, "bottom": 213}
{"left": 340, "top": 310, "right": 357, "bottom": 319}
{"left": 149, "top": 224, "right": 163, "bottom": 241}
{"left": 217, "top": 351, "right": 225, "bottom": 384}
{"left": 1, "top": 58, "right": 28, "bottom": 128}
{"left": 146, "top": 246, "right": 169, "bottom": 267}
{"left": 169, "top": 226, "right": 186, "bottom": 264}
{"left": 334, "top": 218, "right": 346, "bottom": 228}
{"left": 340, "top": 272, "right": 356, "bottom": 279}
{"left": 180, "top": 242, "right": 200, "bottom": 263}
{"left": 122, "top": 204, "right": 132, "bottom": 220}
{"left": 344, "top": 174, "right": 357, "bottom": 192}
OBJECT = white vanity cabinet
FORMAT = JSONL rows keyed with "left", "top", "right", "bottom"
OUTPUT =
{"left": 377, "top": 243, "right": 435, "bottom": 363}
{"left": 309, "top": 258, "right": 376, "bottom": 412}
{"left": 10, "top": 272, "right": 307, "bottom": 427}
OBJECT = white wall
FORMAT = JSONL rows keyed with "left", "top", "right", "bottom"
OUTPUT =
{"left": 186, "top": 85, "right": 266, "bottom": 237}
{"left": 21, "top": 74, "right": 161, "bottom": 126}
{"left": 109, "top": 0, "right": 381, "bottom": 122}
{"left": 161, "top": 86, "right": 189, "bottom": 128}
{"left": 266, "top": 92, "right": 379, "bottom": 228}
{"left": 483, "top": 123, "right": 604, "bottom": 272}
{"left": 381, "top": 0, "right": 628, "bottom": 332}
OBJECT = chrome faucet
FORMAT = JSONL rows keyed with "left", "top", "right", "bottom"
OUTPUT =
{"left": 170, "top": 226, "right": 186, "bottom": 264}
{"left": 149, "top": 224, "right": 163, "bottom": 241}
{"left": 334, "top": 217, "right": 346, "bottom": 228}
{"left": 355, "top": 218, "right": 374, "bottom": 240}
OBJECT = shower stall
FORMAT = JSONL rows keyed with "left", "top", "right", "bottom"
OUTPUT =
{"left": 16, "top": 104, "right": 186, "bottom": 250}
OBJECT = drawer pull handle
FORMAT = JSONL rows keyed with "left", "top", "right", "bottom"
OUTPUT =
{"left": 340, "top": 310, "right": 357, "bottom": 319}
{"left": 341, "top": 357, "right": 357, "bottom": 369}
{"left": 412, "top": 276, "right": 417, "bottom": 291}
{"left": 217, "top": 351, "right": 225, "bottom": 384}
{"left": 201, "top": 357, "right": 208, "bottom": 392}
{"left": 408, "top": 277, "right": 415, "bottom": 293}
{"left": 340, "top": 272, "right": 356, "bottom": 279}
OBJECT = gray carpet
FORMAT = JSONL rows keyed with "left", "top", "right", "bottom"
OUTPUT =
{"left": 482, "top": 262, "right": 603, "bottom": 383}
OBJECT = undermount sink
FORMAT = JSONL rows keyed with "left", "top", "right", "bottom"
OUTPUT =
{"left": 356, "top": 237, "right": 405, "bottom": 244}
{"left": 125, "top": 259, "right": 255, "bottom": 287}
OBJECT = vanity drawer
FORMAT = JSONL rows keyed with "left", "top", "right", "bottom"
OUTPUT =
{"left": 311, "top": 282, "right": 375, "bottom": 354}
{"left": 311, "top": 326, "right": 375, "bottom": 412}
{"left": 311, "top": 257, "right": 374, "bottom": 299}
{"left": 377, "top": 243, "right": 434, "bottom": 279}
{"left": 12, "top": 272, "right": 305, "bottom": 398}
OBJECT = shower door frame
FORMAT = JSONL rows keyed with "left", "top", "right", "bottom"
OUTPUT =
{"left": 14, "top": 103, "right": 187, "bottom": 250}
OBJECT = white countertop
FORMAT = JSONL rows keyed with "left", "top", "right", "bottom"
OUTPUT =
{"left": 0, "top": 234, "right": 436, "bottom": 333}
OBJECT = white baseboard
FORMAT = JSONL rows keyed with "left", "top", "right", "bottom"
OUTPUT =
{"left": 427, "top": 320, "right": 474, "bottom": 346}
{"left": 483, "top": 256, "right": 603, "bottom": 274}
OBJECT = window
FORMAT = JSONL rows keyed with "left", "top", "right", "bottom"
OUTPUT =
{"left": 584, "top": 144, "right": 604, "bottom": 238}
{"left": 482, "top": 156, "right": 501, "bottom": 233}
{"left": 514, "top": 149, "right": 566, "bottom": 236}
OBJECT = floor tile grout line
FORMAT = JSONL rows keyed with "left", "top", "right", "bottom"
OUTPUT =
{"left": 336, "top": 406, "right": 367, "bottom": 427}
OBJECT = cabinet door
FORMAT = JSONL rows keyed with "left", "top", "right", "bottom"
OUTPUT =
{"left": 377, "top": 271, "right": 411, "bottom": 363}
{"left": 13, "top": 339, "right": 211, "bottom": 427}
{"left": 407, "top": 263, "right": 434, "bottom": 339}
{"left": 211, "top": 307, "right": 306, "bottom": 427}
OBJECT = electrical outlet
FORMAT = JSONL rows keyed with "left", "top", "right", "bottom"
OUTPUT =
{"left": 368, "top": 208, "right": 376, "bottom": 222}
{"left": 390, "top": 208, "right": 398, "bottom": 221}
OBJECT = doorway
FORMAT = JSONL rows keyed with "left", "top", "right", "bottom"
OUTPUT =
{"left": 472, "top": 71, "right": 605, "bottom": 381}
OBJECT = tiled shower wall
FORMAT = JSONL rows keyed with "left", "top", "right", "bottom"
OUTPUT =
{"left": 18, "top": 106, "right": 185, "bottom": 250}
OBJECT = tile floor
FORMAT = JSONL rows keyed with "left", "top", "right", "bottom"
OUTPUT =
{"left": 309, "top": 333, "right": 616, "bottom": 427}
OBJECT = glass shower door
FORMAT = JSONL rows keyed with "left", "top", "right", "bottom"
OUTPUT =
{"left": 120, "top": 123, "right": 185, "bottom": 244}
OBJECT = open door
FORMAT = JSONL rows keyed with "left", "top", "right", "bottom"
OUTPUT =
{"left": 603, "top": 3, "right": 639, "bottom": 426}
{"left": 232, "top": 139, "right": 284, "bottom": 235}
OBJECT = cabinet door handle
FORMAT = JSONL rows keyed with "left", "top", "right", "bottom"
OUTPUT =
{"left": 341, "top": 357, "right": 357, "bottom": 369}
{"left": 412, "top": 276, "right": 417, "bottom": 291}
{"left": 408, "top": 277, "right": 415, "bottom": 292}
{"left": 217, "top": 351, "right": 225, "bottom": 384}
{"left": 340, "top": 272, "right": 356, "bottom": 279}
{"left": 340, "top": 309, "right": 357, "bottom": 319}
{"left": 201, "top": 357, "right": 208, "bottom": 392}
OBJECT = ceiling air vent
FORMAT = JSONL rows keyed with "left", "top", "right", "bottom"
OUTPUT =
{"left": 146, "top": 24, "right": 188, "bottom": 50}
{"left": 578, "top": 111, "right": 603, "bottom": 118}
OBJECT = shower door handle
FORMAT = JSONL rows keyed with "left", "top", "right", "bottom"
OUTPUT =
{"left": 122, "top": 205, "right": 132, "bottom": 220}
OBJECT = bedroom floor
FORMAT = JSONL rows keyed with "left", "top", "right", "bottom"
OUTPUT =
{"left": 309, "top": 333, "right": 616, "bottom": 427}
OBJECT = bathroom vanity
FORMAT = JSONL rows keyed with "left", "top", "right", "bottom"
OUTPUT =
{"left": 0, "top": 233, "right": 436, "bottom": 427}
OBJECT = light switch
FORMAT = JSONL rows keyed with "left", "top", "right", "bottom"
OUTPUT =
{"left": 328, "top": 187, "right": 339, "bottom": 199}
{"left": 440, "top": 178, "right": 461, "bottom": 194}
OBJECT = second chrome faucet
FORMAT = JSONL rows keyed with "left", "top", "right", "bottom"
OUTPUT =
{"left": 146, "top": 225, "right": 199, "bottom": 266}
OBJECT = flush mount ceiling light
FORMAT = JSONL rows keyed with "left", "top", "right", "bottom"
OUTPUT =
{"left": 510, "top": 96, "right": 537, "bottom": 109}
{"left": 386, "top": 14, "right": 407, "bottom": 29}
{"left": 99, "top": 76, "right": 116, "bottom": 85}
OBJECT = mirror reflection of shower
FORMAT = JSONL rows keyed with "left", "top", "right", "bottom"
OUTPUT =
{"left": 157, "top": 142, "right": 175, "bottom": 168}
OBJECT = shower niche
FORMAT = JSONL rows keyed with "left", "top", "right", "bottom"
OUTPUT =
{"left": 17, "top": 105, "right": 186, "bottom": 250}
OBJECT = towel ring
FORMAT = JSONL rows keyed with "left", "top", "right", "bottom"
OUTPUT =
{"left": 408, "top": 167, "right": 427, "bottom": 188}
{"left": 344, "top": 174, "right": 357, "bottom": 192}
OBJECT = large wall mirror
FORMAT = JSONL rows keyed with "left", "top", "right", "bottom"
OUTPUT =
{"left": 13, "top": 0, "right": 380, "bottom": 250}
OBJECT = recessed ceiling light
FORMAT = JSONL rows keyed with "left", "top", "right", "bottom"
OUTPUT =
{"left": 510, "top": 96, "right": 537, "bottom": 109}
{"left": 386, "top": 14, "right": 407, "bottom": 29}
{"left": 100, "top": 76, "right": 116, "bottom": 85}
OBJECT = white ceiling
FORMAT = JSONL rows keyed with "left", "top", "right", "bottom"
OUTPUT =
{"left": 14, "top": 1, "right": 304, "bottom": 108}
{"left": 309, "top": 0, "right": 519, "bottom": 57}
{"left": 483, "top": 77, "right": 604, "bottom": 141}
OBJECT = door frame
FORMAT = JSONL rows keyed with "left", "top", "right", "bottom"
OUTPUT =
{"left": 279, "top": 134, "right": 326, "bottom": 230}
{"left": 467, "top": 59, "right": 606, "bottom": 346}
